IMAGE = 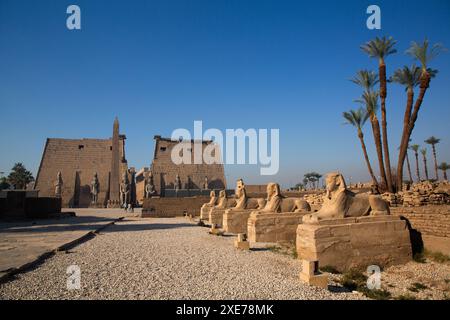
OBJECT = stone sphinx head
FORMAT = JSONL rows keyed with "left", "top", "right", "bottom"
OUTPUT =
{"left": 219, "top": 190, "right": 226, "bottom": 198}
{"left": 235, "top": 179, "right": 246, "bottom": 199}
{"left": 266, "top": 183, "right": 281, "bottom": 200}
{"left": 325, "top": 172, "right": 347, "bottom": 200}
{"left": 210, "top": 191, "right": 215, "bottom": 198}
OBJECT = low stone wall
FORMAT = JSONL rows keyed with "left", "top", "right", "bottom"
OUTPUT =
{"left": 390, "top": 205, "right": 450, "bottom": 255}
{"left": 141, "top": 196, "right": 210, "bottom": 217}
{"left": 247, "top": 212, "right": 308, "bottom": 243}
{"left": 24, "top": 197, "right": 62, "bottom": 218}
{"left": 0, "top": 191, "right": 61, "bottom": 219}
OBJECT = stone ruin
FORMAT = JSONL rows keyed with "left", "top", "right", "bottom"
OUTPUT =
{"left": 297, "top": 172, "right": 412, "bottom": 272}
{"left": 382, "top": 180, "right": 450, "bottom": 207}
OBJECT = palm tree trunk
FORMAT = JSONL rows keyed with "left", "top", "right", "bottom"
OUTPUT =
{"left": 370, "top": 117, "right": 388, "bottom": 190}
{"left": 443, "top": 169, "right": 448, "bottom": 181}
{"left": 396, "top": 88, "right": 414, "bottom": 190}
{"left": 404, "top": 70, "right": 431, "bottom": 175}
{"left": 414, "top": 152, "right": 420, "bottom": 182}
{"left": 423, "top": 155, "right": 429, "bottom": 180}
{"left": 379, "top": 63, "right": 394, "bottom": 192}
{"left": 358, "top": 130, "right": 378, "bottom": 186}
{"left": 406, "top": 152, "right": 413, "bottom": 183}
{"left": 432, "top": 145, "right": 439, "bottom": 180}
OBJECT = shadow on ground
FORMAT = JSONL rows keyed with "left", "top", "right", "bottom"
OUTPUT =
{"left": 101, "top": 222, "right": 197, "bottom": 233}
{"left": 0, "top": 216, "right": 118, "bottom": 233}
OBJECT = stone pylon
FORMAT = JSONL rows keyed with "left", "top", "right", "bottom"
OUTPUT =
{"left": 108, "top": 117, "right": 120, "bottom": 207}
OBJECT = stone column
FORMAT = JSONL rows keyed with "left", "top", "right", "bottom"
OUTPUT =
{"left": 109, "top": 117, "right": 120, "bottom": 207}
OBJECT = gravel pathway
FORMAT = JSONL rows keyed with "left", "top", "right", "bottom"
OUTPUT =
{"left": 0, "top": 217, "right": 362, "bottom": 300}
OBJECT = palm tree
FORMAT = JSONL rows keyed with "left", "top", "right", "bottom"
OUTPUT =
{"left": 438, "top": 162, "right": 449, "bottom": 180}
{"left": 343, "top": 108, "right": 379, "bottom": 186}
{"left": 401, "top": 39, "right": 445, "bottom": 179}
{"left": 391, "top": 65, "right": 421, "bottom": 188}
{"left": 397, "top": 142, "right": 413, "bottom": 183}
{"left": 351, "top": 70, "right": 388, "bottom": 189}
{"left": 361, "top": 36, "right": 397, "bottom": 192}
{"left": 425, "top": 136, "right": 441, "bottom": 180}
{"left": 405, "top": 145, "right": 413, "bottom": 183}
{"left": 410, "top": 144, "right": 420, "bottom": 182}
{"left": 421, "top": 148, "right": 429, "bottom": 180}
{"left": 350, "top": 70, "right": 379, "bottom": 90}
{"left": 356, "top": 90, "right": 388, "bottom": 190}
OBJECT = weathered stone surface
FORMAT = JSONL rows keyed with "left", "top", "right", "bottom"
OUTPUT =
{"left": 390, "top": 205, "right": 450, "bottom": 255}
{"left": 34, "top": 119, "right": 128, "bottom": 208}
{"left": 209, "top": 208, "right": 226, "bottom": 227}
{"left": 234, "top": 239, "right": 250, "bottom": 250}
{"left": 299, "top": 260, "right": 328, "bottom": 289}
{"left": 150, "top": 136, "right": 226, "bottom": 195}
{"left": 296, "top": 216, "right": 412, "bottom": 272}
{"left": 223, "top": 209, "right": 254, "bottom": 234}
{"left": 247, "top": 211, "right": 308, "bottom": 243}
{"left": 141, "top": 196, "right": 210, "bottom": 217}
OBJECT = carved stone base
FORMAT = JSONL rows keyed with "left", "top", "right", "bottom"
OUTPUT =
{"left": 296, "top": 216, "right": 412, "bottom": 272}
{"left": 200, "top": 205, "right": 213, "bottom": 221}
{"left": 234, "top": 240, "right": 250, "bottom": 250}
{"left": 223, "top": 209, "right": 254, "bottom": 234}
{"left": 247, "top": 211, "right": 309, "bottom": 243}
{"left": 299, "top": 260, "right": 329, "bottom": 289}
{"left": 209, "top": 208, "right": 226, "bottom": 227}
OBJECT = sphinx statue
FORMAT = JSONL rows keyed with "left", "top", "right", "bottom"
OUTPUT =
{"left": 254, "top": 183, "right": 311, "bottom": 214}
{"left": 207, "top": 190, "right": 237, "bottom": 226}
{"left": 244, "top": 183, "right": 311, "bottom": 242}
{"left": 228, "top": 179, "right": 265, "bottom": 212}
{"left": 210, "top": 179, "right": 264, "bottom": 228}
{"left": 200, "top": 190, "right": 217, "bottom": 220}
{"left": 302, "top": 172, "right": 389, "bottom": 224}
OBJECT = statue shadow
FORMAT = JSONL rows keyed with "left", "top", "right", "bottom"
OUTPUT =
{"left": 400, "top": 216, "right": 424, "bottom": 255}
{"left": 327, "top": 285, "right": 353, "bottom": 293}
{"left": 100, "top": 222, "right": 197, "bottom": 233}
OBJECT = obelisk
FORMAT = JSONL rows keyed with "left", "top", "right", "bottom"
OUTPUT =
{"left": 109, "top": 117, "right": 120, "bottom": 207}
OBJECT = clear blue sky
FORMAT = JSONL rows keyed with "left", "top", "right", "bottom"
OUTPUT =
{"left": 1, "top": 0, "right": 449, "bottom": 188}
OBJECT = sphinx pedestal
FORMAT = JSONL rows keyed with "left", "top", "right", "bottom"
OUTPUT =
{"left": 209, "top": 208, "right": 226, "bottom": 227}
{"left": 223, "top": 209, "right": 255, "bottom": 234}
{"left": 200, "top": 205, "right": 213, "bottom": 221}
{"left": 296, "top": 215, "right": 412, "bottom": 272}
{"left": 247, "top": 211, "right": 309, "bottom": 243}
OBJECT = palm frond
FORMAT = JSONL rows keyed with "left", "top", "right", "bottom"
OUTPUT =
{"left": 361, "top": 36, "right": 397, "bottom": 59}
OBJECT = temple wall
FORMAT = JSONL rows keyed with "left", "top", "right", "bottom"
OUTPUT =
{"left": 390, "top": 205, "right": 450, "bottom": 255}
{"left": 34, "top": 138, "right": 126, "bottom": 207}
{"left": 150, "top": 137, "right": 226, "bottom": 195}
